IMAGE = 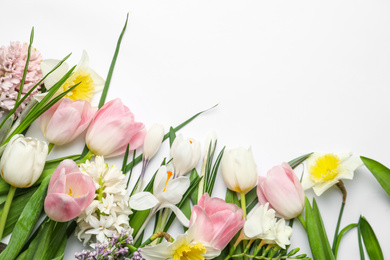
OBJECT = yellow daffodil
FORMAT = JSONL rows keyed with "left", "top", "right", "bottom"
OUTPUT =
{"left": 302, "top": 152, "right": 362, "bottom": 196}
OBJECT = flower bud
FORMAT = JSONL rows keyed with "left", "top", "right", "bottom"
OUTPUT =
{"left": 143, "top": 124, "right": 164, "bottom": 161}
{"left": 39, "top": 97, "right": 97, "bottom": 145}
{"left": 86, "top": 99, "right": 146, "bottom": 158}
{"left": 170, "top": 134, "right": 201, "bottom": 176}
{"left": 221, "top": 147, "right": 257, "bottom": 193}
{"left": 257, "top": 163, "right": 304, "bottom": 219}
{"left": 44, "top": 159, "right": 95, "bottom": 222}
{"left": 0, "top": 134, "right": 48, "bottom": 188}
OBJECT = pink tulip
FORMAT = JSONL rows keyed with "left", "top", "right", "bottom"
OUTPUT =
{"left": 257, "top": 163, "right": 305, "bottom": 220}
{"left": 44, "top": 159, "right": 95, "bottom": 222}
{"left": 189, "top": 194, "right": 245, "bottom": 250}
{"left": 39, "top": 97, "right": 97, "bottom": 145}
{"left": 85, "top": 99, "right": 146, "bottom": 158}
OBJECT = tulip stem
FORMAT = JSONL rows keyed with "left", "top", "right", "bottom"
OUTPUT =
{"left": 0, "top": 186, "right": 16, "bottom": 240}
{"left": 297, "top": 214, "right": 307, "bottom": 231}
{"left": 240, "top": 192, "right": 247, "bottom": 220}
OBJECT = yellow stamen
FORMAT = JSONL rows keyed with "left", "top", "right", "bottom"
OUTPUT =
{"left": 173, "top": 242, "right": 206, "bottom": 260}
{"left": 189, "top": 140, "right": 193, "bottom": 144}
{"left": 61, "top": 70, "right": 95, "bottom": 101}
{"left": 309, "top": 154, "right": 340, "bottom": 183}
{"left": 67, "top": 187, "right": 73, "bottom": 197}
{"left": 163, "top": 171, "right": 173, "bottom": 192}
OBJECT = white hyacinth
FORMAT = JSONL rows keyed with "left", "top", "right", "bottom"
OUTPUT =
{"left": 75, "top": 156, "right": 132, "bottom": 246}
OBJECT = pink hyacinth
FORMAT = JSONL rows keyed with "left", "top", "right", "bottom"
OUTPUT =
{"left": 44, "top": 159, "right": 96, "bottom": 222}
{"left": 0, "top": 42, "right": 43, "bottom": 117}
{"left": 189, "top": 194, "right": 245, "bottom": 250}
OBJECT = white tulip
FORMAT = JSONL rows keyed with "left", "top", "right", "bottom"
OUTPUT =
{"left": 0, "top": 135, "right": 48, "bottom": 188}
{"left": 221, "top": 147, "right": 257, "bottom": 193}
{"left": 142, "top": 124, "right": 165, "bottom": 161}
{"left": 170, "top": 134, "right": 201, "bottom": 177}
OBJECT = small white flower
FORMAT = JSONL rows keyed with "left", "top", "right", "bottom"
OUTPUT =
{"left": 170, "top": 134, "right": 201, "bottom": 176}
{"left": 244, "top": 203, "right": 276, "bottom": 240}
{"left": 97, "top": 194, "right": 116, "bottom": 215}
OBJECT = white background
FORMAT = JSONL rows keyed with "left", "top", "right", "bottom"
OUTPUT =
{"left": 2, "top": 1, "right": 390, "bottom": 259}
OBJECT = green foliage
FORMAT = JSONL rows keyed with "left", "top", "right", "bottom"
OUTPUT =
{"left": 361, "top": 156, "right": 390, "bottom": 197}
{"left": 358, "top": 216, "right": 383, "bottom": 260}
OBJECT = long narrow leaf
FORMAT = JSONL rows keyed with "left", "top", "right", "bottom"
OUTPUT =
{"left": 361, "top": 156, "right": 390, "bottom": 197}
{"left": 206, "top": 146, "right": 224, "bottom": 196}
{"left": 305, "top": 197, "right": 326, "bottom": 260}
{"left": 0, "top": 175, "right": 50, "bottom": 260}
{"left": 359, "top": 216, "right": 383, "bottom": 260}
{"left": 288, "top": 152, "right": 313, "bottom": 169}
{"left": 16, "top": 27, "right": 34, "bottom": 104}
{"left": 99, "top": 13, "right": 128, "bottom": 108}
{"left": 312, "top": 198, "right": 335, "bottom": 260}
{"left": 334, "top": 223, "right": 357, "bottom": 258}
{"left": 124, "top": 105, "right": 218, "bottom": 173}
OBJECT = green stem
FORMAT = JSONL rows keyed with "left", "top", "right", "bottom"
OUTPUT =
{"left": 240, "top": 192, "right": 247, "bottom": 220}
{"left": 332, "top": 202, "right": 345, "bottom": 254}
{"left": 297, "top": 214, "right": 307, "bottom": 231}
{"left": 0, "top": 186, "right": 17, "bottom": 240}
{"left": 48, "top": 143, "right": 55, "bottom": 154}
{"left": 224, "top": 245, "right": 236, "bottom": 260}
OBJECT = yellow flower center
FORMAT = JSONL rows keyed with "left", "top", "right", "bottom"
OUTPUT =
{"left": 67, "top": 187, "right": 73, "bottom": 197}
{"left": 173, "top": 242, "right": 207, "bottom": 260}
{"left": 61, "top": 70, "right": 94, "bottom": 101}
{"left": 309, "top": 154, "right": 340, "bottom": 183}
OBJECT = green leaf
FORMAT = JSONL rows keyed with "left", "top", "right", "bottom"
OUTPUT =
{"left": 123, "top": 104, "right": 218, "bottom": 174}
{"left": 225, "top": 189, "right": 240, "bottom": 208}
{"left": 305, "top": 197, "right": 332, "bottom": 260}
{"left": 0, "top": 187, "right": 38, "bottom": 238}
{"left": 168, "top": 127, "right": 176, "bottom": 147}
{"left": 361, "top": 156, "right": 390, "bottom": 197}
{"left": 181, "top": 199, "right": 192, "bottom": 232}
{"left": 312, "top": 198, "right": 334, "bottom": 260}
{"left": 190, "top": 169, "right": 200, "bottom": 205}
{"left": 0, "top": 175, "right": 50, "bottom": 260}
{"left": 288, "top": 152, "right": 313, "bottom": 169}
{"left": 206, "top": 146, "right": 225, "bottom": 196}
{"left": 99, "top": 13, "right": 128, "bottom": 108}
{"left": 334, "top": 223, "right": 357, "bottom": 258}
{"left": 16, "top": 27, "right": 34, "bottom": 104}
{"left": 359, "top": 216, "right": 384, "bottom": 260}
{"left": 16, "top": 219, "right": 68, "bottom": 260}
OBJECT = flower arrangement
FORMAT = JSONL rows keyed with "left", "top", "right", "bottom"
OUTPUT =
{"left": 0, "top": 15, "right": 388, "bottom": 260}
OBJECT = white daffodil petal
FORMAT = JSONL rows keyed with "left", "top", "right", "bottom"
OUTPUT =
{"left": 338, "top": 156, "right": 363, "bottom": 179}
{"left": 301, "top": 174, "right": 315, "bottom": 190}
{"left": 312, "top": 179, "right": 339, "bottom": 196}
{"left": 88, "top": 68, "right": 105, "bottom": 92}
{"left": 129, "top": 192, "right": 159, "bottom": 211}
{"left": 76, "top": 50, "right": 90, "bottom": 71}
{"left": 140, "top": 242, "right": 174, "bottom": 260}
{"left": 40, "top": 59, "right": 69, "bottom": 89}
{"left": 161, "top": 203, "right": 190, "bottom": 227}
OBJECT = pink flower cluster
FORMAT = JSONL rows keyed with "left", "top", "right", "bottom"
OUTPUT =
{"left": 0, "top": 42, "right": 43, "bottom": 117}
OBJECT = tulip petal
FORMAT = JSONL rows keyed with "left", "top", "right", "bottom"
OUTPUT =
{"left": 189, "top": 206, "right": 214, "bottom": 243}
{"left": 48, "top": 159, "right": 80, "bottom": 192}
{"left": 44, "top": 193, "right": 83, "bottom": 222}
{"left": 129, "top": 192, "right": 159, "bottom": 211}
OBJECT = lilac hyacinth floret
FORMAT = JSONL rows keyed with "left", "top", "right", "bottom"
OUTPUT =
{"left": 75, "top": 229, "right": 145, "bottom": 260}
{"left": 0, "top": 41, "right": 43, "bottom": 117}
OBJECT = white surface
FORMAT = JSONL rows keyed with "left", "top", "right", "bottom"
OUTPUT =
{"left": 2, "top": 1, "right": 390, "bottom": 259}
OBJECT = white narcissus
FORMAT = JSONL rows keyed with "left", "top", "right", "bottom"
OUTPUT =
{"left": 170, "top": 134, "right": 201, "bottom": 177}
{"left": 302, "top": 152, "right": 363, "bottom": 196}
{"left": 0, "top": 134, "right": 48, "bottom": 188}
{"left": 221, "top": 147, "right": 258, "bottom": 193}
{"left": 129, "top": 165, "right": 191, "bottom": 239}
{"left": 36, "top": 50, "right": 105, "bottom": 102}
